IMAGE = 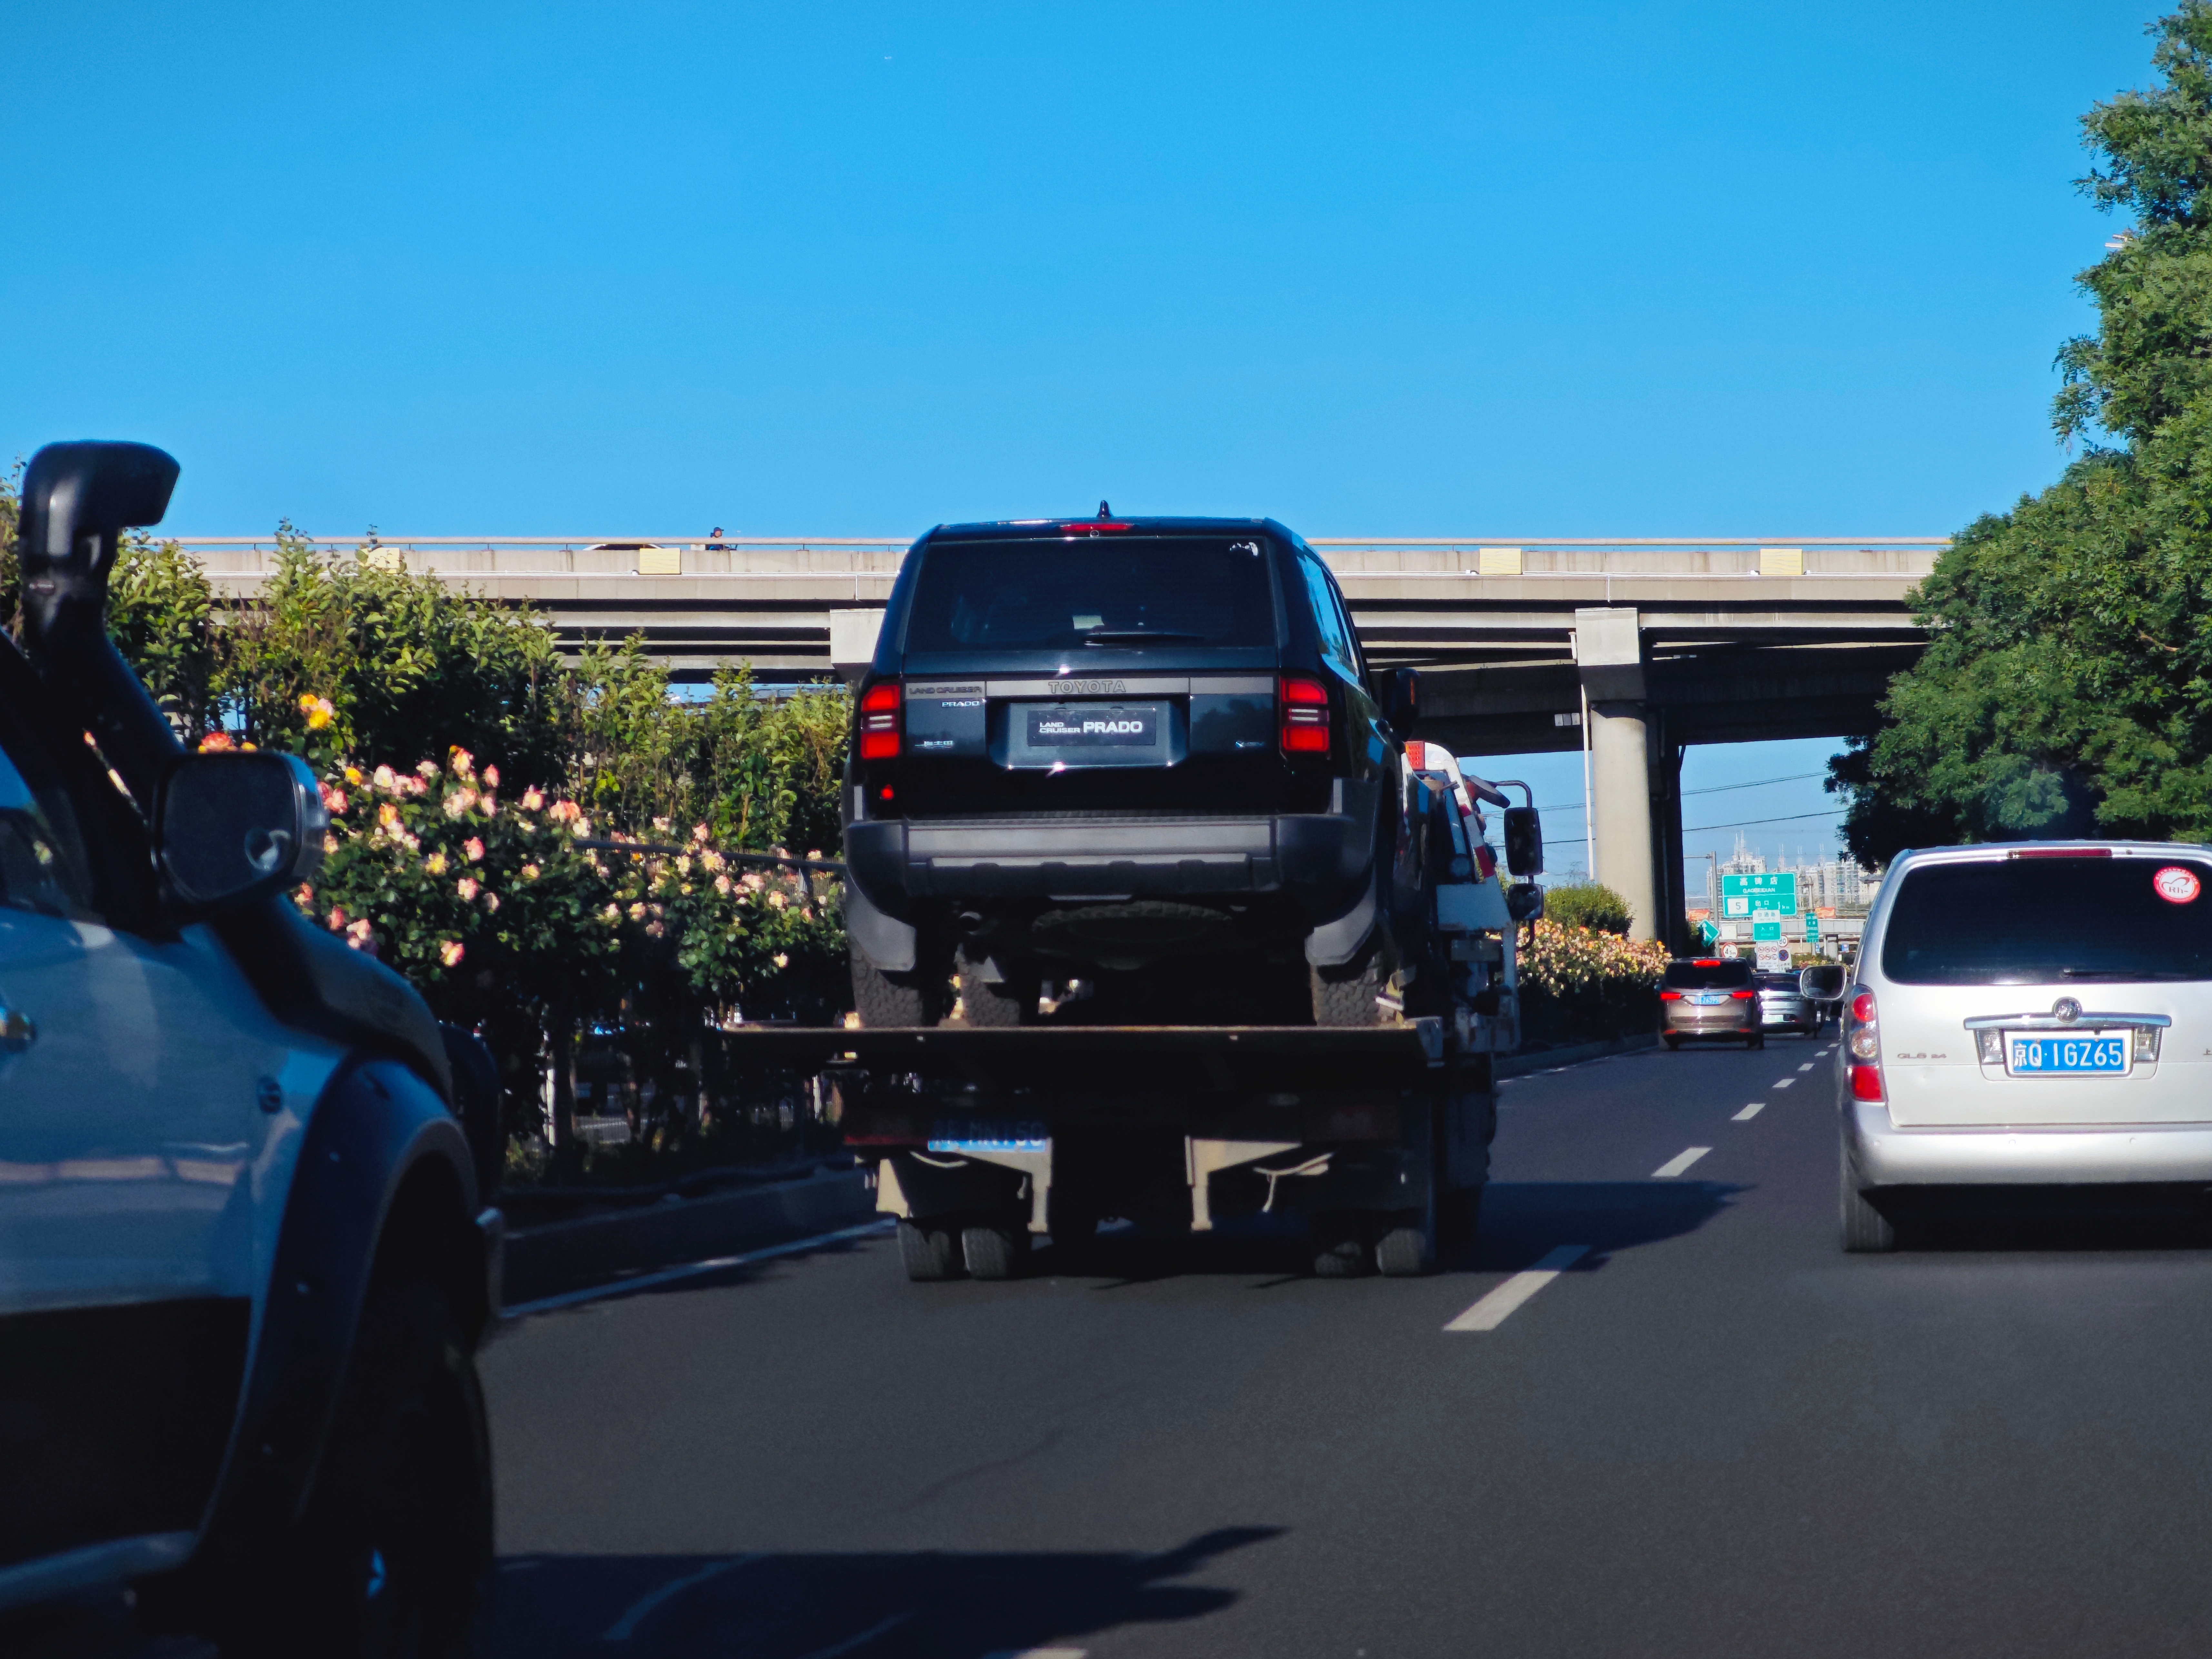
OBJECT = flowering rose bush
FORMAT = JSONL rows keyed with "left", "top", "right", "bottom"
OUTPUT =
{"left": 1516, "top": 914, "right": 1670, "bottom": 1046}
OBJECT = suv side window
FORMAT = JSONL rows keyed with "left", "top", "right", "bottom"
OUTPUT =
{"left": 1296, "top": 552, "right": 1363, "bottom": 686}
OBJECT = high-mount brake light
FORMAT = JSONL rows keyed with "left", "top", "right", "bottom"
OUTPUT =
{"left": 1693, "top": 959, "right": 1721, "bottom": 967}
{"left": 1279, "top": 675, "right": 1332, "bottom": 754}
{"left": 858, "top": 680, "right": 902, "bottom": 761}
{"left": 2010, "top": 847, "right": 2110, "bottom": 858}
{"left": 1063, "top": 521, "right": 1132, "bottom": 533}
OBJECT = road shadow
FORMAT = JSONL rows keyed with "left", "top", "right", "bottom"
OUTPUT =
{"left": 492, "top": 1525, "right": 1282, "bottom": 1658}
{"left": 1879, "top": 1184, "right": 2212, "bottom": 1253}
{"left": 1467, "top": 1179, "right": 1745, "bottom": 1272}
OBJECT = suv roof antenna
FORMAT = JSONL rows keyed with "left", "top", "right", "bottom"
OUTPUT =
{"left": 1097, "top": 500, "right": 1111, "bottom": 518}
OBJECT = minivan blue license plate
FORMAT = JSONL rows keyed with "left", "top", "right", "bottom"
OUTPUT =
{"left": 2006, "top": 1033, "right": 2128, "bottom": 1077}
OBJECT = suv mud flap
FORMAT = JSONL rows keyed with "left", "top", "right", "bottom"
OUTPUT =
{"left": 844, "top": 878, "right": 918, "bottom": 973}
{"left": 1304, "top": 868, "right": 1380, "bottom": 968}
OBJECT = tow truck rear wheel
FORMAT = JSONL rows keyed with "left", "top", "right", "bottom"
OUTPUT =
{"left": 898, "top": 1219, "right": 965, "bottom": 1281}
{"left": 1309, "top": 1212, "right": 1373, "bottom": 1277}
{"left": 1374, "top": 1208, "right": 1437, "bottom": 1277}
{"left": 961, "top": 1219, "right": 1031, "bottom": 1280}
{"left": 223, "top": 1276, "right": 491, "bottom": 1658}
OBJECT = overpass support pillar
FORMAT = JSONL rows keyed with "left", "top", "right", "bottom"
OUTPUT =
{"left": 1575, "top": 608, "right": 1680, "bottom": 945}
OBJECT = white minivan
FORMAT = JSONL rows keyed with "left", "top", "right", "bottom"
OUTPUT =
{"left": 1840, "top": 840, "right": 2212, "bottom": 1251}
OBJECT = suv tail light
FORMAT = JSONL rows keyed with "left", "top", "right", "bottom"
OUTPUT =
{"left": 1846, "top": 987, "right": 1883, "bottom": 1101}
{"left": 1660, "top": 989, "right": 1683, "bottom": 1001}
{"left": 1280, "top": 676, "right": 1331, "bottom": 755}
{"left": 1730, "top": 988, "right": 1755, "bottom": 1000}
{"left": 858, "top": 680, "right": 901, "bottom": 761}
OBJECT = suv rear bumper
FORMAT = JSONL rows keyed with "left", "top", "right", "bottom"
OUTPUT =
{"left": 846, "top": 811, "right": 1371, "bottom": 910}
{"left": 1846, "top": 1097, "right": 2212, "bottom": 1184}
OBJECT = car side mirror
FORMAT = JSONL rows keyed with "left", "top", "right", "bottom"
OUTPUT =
{"left": 1506, "top": 882, "right": 1544, "bottom": 923}
{"left": 1799, "top": 964, "right": 1845, "bottom": 1000}
{"left": 158, "top": 750, "right": 329, "bottom": 909}
{"left": 1503, "top": 806, "right": 1543, "bottom": 877}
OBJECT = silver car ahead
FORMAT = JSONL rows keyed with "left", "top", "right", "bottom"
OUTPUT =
{"left": 1839, "top": 840, "right": 2212, "bottom": 1251}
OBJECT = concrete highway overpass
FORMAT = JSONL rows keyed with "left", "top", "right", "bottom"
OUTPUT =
{"left": 185, "top": 534, "right": 1944, "bottom": 946}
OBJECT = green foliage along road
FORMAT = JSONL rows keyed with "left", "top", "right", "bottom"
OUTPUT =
{"left": 1837, "top": 3, "right": 2212, "bottom": 861}
{"left": 0, "top": 480, "right": 852, "bottom": 1168}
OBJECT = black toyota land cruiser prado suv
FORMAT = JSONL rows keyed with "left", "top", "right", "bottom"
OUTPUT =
{"left": 840, "top": 515, "right": 1422, "bottom": 1027}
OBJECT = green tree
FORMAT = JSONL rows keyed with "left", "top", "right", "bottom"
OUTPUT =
{"left": 1542, "top": 880, "right": 1635, "bottom": 935}
{"left": 1838, "top": 3, "right": 2212, "bottom": 861}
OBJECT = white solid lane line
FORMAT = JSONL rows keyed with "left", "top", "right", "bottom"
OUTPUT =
{"left": 1797, "top": 1062, "right": 1814, "bottom": 1072}
{"left": 1732, "top": 1101, "right": 1765, "bottom": 1121}
{"left": 1652, "top": 1147, "right": 1711, "bottom": 1178}
{"left": 1445, "top": 1245, "right": 1590, "bottom": 1332}
{"left": 1772, "top": 1077, "right": 1795, "bottom": 1089}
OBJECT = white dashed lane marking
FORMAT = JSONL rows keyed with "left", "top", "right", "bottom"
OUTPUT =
{"left": 1445, "top": 1245, "right": 1590, "bottom": 1331}
{"left": 1797, "top": 1062, "right": 1815, "bottom": 1072}
{"left": 1733, "top": 1101, "right": 1765, "bottom": 1121}
{"left": 1772, "top": 1077, "right": 1795, "bottom": 1090}
{"left": 1652, "top": 1147, "right": 1711, "bottom": 1178}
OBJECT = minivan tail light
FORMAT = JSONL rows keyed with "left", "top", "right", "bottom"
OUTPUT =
{"left": 1849, "top": 1063, "right": 1885, "bottom": 1101}
{"left": 858, "top": 679, "right": 901, "bottom": 761}
{"left": 1845, "top": 986, "right": 1882, "bottom": 1095}
{"left": 1280, "top": 675, "right": 1331, "bottom": 754}
{"left": 1660, "top": 990, "right": 1684, "bottom": 1001}
{"left": 1730, "top": 988, "right": 1755, "bottom": 1000}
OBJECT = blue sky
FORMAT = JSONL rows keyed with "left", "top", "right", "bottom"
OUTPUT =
{"left": 0, "top": 1, "right": 2161, "bottom": 872}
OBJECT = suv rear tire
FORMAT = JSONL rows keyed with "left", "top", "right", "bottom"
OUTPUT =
{"left": 850, "top": 944, "right": 942, "bottom": 1027}
{"left": 1311, "top": 934, "right": 1396, "bottom": 1027}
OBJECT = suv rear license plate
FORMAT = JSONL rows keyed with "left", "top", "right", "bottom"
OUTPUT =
{"left": 2005, "top": 1034, "right": 2128, "bottom": 1077}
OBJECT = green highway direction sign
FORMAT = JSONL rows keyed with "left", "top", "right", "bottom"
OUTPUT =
{"left": 1805, "top": 912, "right": 1821, "bottom": 942}
{"left": 1751, "top": 911, "right": 1783, "bottom": 943}
{"left": 1721, "top": 871, "right": 1799, "bottom": 920}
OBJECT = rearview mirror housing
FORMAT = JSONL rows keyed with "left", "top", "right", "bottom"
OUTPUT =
{"left": 1799, "top": 964, "right": 1846, "bottom": 1000}
{"left": 1370, "top": 668, "right": 1420, "bottom": 736}
{"left": 158, "top": 750, "right": 329, "bottom": 910}
{"left": 1502, "top": 806, "right": 1543, "bottom": 877}
{"left": 1506, "top": 882, "right": 1545, "bottom": 923}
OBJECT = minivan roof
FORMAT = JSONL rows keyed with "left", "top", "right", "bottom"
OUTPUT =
{"left": 924, "top": 516, "right": 1293, "bottom": 542}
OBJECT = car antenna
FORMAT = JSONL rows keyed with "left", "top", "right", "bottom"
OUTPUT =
{"left": 1097, "top": 500, "right": 1111, "bottom": 518}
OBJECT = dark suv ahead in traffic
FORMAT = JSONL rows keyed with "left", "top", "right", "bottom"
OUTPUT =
{"left": 840, "top": 515, "right": 1422, "bottom": 1027}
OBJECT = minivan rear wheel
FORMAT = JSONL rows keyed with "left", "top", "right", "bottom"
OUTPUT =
{"left": 1840, "top": 1151, "right": 1898, "bottom": 1253}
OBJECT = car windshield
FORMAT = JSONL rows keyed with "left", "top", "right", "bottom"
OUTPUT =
{"left": 1882, "top": 856, "right": 2212, "bottom": 984}
{"left": 1664, "top": 959, "right": 1753, "bottom": 989}
{"left": 904, "top": 536, "right": 1278, "bottom": 652}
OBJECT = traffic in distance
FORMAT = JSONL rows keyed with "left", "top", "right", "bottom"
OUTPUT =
{"left": 9, "top": 463, "right": 2212, "bottom": 1657}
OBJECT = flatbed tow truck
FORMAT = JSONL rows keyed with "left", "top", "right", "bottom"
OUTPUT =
{"left": 734, "top": 741, "right": 1546, "bottom": 1282}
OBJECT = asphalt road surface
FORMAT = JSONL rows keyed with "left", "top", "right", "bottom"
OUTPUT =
{"left": 476, "top": 1032, "right": 2212, "bottom": 1658}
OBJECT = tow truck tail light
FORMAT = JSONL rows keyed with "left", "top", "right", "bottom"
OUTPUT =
{"left": 1280, "top": 676, "right": 1331, "bottom": 755}
{"left": 858, "top": 680, "right": 901, "bottom": 761}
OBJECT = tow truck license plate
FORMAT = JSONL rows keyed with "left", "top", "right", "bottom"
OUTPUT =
{"left": 2006, "top": 1034, "right": 2128, "bottom": 1077}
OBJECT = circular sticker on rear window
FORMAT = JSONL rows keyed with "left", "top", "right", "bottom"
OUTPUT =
{"left": 2155, "top": 865, "right": 2202, "bottom": 904}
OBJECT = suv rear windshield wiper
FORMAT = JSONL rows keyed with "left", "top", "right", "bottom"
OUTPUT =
{"left": 1080, "top": 629, "right": 1209, "bottom": 645}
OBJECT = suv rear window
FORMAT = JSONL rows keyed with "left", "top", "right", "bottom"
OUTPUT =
{"left": 1882, "top": 856, "right": 2212, "bottom": 984}
{"left": 903, "top": 537, "right": 1278, "bottom": 653}
{"left": 1664, "top": 960, "right": 1753, "bottom": 989}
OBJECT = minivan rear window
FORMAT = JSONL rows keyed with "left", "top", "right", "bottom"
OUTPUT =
{"left": 1881, "top": 857, "right": 2212, "bottom": 984}
{"left": 903, "top": 537, "right": 1278, "bottom": 653}
{"left": 1664, "top": 960, "right": 1753, "bottom": 989}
